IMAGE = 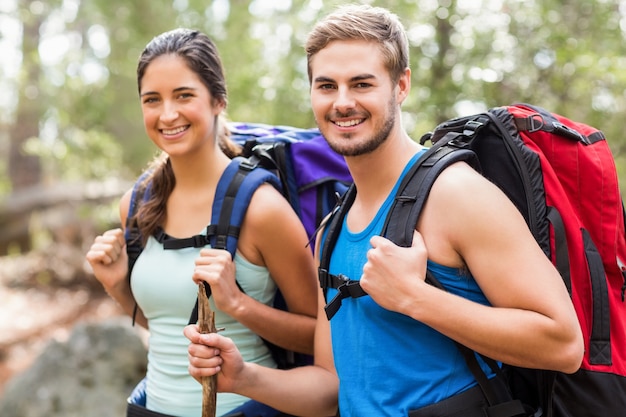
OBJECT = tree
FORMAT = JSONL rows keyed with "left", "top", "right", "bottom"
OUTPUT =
{"left": 3, "top": 0, "right": 49, "bottom": 253}
{"left": 9, "top": 0, "right": 45, "bottom": 191}
{"left": 3, "top": 0, "right": 626, "bottom": 255}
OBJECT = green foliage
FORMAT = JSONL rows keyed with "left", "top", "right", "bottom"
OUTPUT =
{"left": 24, "top": 128, "right": 127, "bottom": 182}
{"left": 3, "top": 0, "right": 626, "bottom": 194}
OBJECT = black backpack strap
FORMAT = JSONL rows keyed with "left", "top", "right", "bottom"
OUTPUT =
{"left": 319, "top": 140, "right": 480, "bottom": 320}
{"left": 125, "top": 171, "right": 153, "bottom": 275}
{"left": 318, "top": 184, "right": 356, "bottom": 281}
{"left": 322, "top": 274, "right": 368, "bottom": 320}
{"left": 125, "top": 170, "right": 154, "bottom": 326}
{"left": 382, "top": 133, "right": 480, "bottom": 247}
{"left": 426, "top": 271, "right": 527, "bottom": 417}
{"left": 318, "top": 184, "right": 364, "bottom": 320}
{"left": 319, "top": 137, "right": 529, "bottom": 414}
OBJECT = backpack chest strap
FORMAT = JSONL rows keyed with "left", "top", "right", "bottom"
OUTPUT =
{"left": 319, "top": 268, "right": 367, "bottom": 319}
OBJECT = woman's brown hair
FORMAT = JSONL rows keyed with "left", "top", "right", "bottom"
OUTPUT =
{"left": 131, "top": 28, "right": 241, "bottom": 244}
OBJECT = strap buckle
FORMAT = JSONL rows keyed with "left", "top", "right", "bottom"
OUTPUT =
{"left": 324, "top": 277, "right": 367, "bottom": 320}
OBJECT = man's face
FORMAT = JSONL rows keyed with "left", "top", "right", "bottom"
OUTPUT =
{"left": 309, "top": 39, "right": 400, "bottom": 157}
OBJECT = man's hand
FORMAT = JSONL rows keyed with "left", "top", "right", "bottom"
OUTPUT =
{"left": 360, "top": 230, "right": 428, "bottom": 315}
{"left": 185, "top": 324, "right": 246, "bottom": 392}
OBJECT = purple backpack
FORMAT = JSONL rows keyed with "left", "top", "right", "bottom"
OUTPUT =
{"left": 229, "top": 122, "right": 353, "bottom": 248}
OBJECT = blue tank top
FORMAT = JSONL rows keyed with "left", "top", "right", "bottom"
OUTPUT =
{"left": 324, "top": 150, "right": 495, "bottom": 416}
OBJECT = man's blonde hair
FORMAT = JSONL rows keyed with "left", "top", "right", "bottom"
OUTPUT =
{"left": 305, "top": 4, "right": 409, "bottom": 84}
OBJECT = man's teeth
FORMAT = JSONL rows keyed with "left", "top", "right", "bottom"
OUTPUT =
{"left": 335, "top": 119, "right": 362, "bottom": 127}
{"left": 162, "top": 126, "right": 187, "bottom": 135}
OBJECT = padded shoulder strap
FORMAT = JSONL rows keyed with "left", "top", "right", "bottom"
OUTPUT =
{"left": 209, "top": 156, "right": 281, "bottom": 257}
{"left": 318, "top": 184, "right": 356, "bottom": 278}
{"left": 160, "top": 157, "right": 282, "bottom": 257}
{"left": 124, "top": 170, "right": 153, "bottom": 327}
{"left": 187, "top": 157, "right": 281, "bottom": 325}
{"left": 318, "top": 184, "right": 362, "bottom": 320}
{"left": 319, "top": 139, "right": 480, "bottom": 320}
{"left": 125, "top": 170, "right": 154, "bottom": 278}
{"left": 382, "top": 135, "right": 480, "bottom": 247}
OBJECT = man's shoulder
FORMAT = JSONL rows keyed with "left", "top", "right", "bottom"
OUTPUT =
{"left": 431, "top": 161, "right": 484, "bottom": 193}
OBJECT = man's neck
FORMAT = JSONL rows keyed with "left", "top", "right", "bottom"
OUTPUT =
{"left": 346, "top": 132, "right": 422, "bottom": 203}
{"left": 341, "top": 133, "right": 422, "bottom": 232}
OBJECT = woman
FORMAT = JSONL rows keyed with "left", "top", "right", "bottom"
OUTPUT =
{"left": 85, "top": 28, "right": 317, "bottom": 417}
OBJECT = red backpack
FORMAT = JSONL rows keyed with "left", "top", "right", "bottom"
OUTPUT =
{"left": 319, "top": 103, "right": 626, "bottom": 416}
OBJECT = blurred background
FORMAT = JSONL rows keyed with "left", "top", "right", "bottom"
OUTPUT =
{"left": 1, "top": 0, "right": 626, "bottom": 415}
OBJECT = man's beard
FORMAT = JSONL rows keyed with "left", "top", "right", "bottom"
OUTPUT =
{"left": 323, "top": 99, "right": 396, "bottom": 157}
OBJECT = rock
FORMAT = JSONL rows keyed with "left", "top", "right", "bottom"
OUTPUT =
{"left": 0, "top": 319, "right": 147, "bottom": 417}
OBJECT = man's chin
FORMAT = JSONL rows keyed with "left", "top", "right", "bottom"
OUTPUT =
{"left": 322, "top": 137, "right": 355, "bottom": 157}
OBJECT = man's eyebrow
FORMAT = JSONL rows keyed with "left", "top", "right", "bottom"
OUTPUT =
{"left": 313, "top": 76, "right": 335, "bottom": 84}
{"left": 313, "top": 74, "right": 376, "bottom": 84}
{"left": 351, "top": 74, "right": 376, "bottom": 82}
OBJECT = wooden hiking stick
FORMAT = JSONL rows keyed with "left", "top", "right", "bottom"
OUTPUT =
{"left": 197, "top": 283, "right": 217, "bottom": 417}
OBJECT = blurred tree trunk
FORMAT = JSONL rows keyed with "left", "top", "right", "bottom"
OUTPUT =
{"left": 9, "top": 1, "right": 43, "bottom": 189}
{"left": 5, "top": 0, "right": 45, "bottom": 254}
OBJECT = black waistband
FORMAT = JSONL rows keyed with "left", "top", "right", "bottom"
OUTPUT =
{"left": 408, "top": 378, "right": 528, "bottom": 417}
{"left": 127, "top": 403, "right": 177, "bottom": 417}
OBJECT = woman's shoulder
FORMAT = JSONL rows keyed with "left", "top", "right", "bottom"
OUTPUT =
{"left": 242, "top": 181, "right": 309, "bottom": 242}
{"left": 246, "top": 183, "right": 293, "bottom": 221}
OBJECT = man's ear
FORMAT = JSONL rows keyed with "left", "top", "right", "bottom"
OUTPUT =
{"left": 396, "top": 67, "right": 411, "bottom": 105}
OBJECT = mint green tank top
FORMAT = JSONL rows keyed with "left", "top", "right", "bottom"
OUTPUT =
{"left": 131, "top": 235, "right": 277, "bottom": 416}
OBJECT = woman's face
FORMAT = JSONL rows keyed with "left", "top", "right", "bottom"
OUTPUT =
{"left": 139, "top": 53, "right": 224, "bottom": 158}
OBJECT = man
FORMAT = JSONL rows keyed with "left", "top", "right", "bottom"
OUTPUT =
{"left": 184, "top": 5, "right": 583, "bottom": 416}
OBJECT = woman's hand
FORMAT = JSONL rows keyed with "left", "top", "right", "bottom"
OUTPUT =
{"left": 192, "top": 248, "right": 244, "bottom": 316}
{"left": 85, "top": 228, "right": 129, "bottom": 293}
